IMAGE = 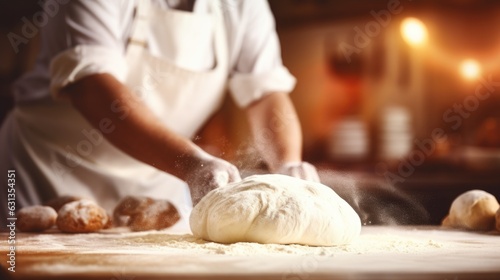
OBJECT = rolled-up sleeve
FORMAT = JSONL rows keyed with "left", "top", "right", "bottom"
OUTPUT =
{"left": 228, "top": 0, "right": 296, "bottom": 108}
{"left": 49, "top": 0, "right": 126, "bottom": 99}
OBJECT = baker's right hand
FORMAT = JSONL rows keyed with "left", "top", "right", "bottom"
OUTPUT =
{"left": 185, "top": 153, "right": 241, "bottom": 206}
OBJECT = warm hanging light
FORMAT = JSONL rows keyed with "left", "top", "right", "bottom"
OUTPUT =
{"left": 460, "top": 59, "right": 481, "bottom": 80}
{"left": 401, "top": 17, "right": 428, "bottom": 46}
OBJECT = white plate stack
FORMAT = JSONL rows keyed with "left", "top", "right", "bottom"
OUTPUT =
{"left": 328, "top": 117, "right": 369, "bottom": 161}
{"left": 379, "top": 106, "right": 413, "bottom": 160}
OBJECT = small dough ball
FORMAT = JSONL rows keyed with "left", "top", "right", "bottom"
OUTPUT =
{"left": 44, "top": 195, "right": 83, "bottom": 212}
{"left": 442, "top": 190, "right": 499, "bottom": 231}
{"left": 17, "top": 206, "right": 57, "bottom": 232}
{"left": 113, "top": 196, "right": 180, "bottom": 231}
{"left": 190, "top": 174, "right": 361, "bottom": 246}
{"left": 496, "top": 208, "right": 500, "bottom": 232}
{"left": 56, "top": 200, "right": 108, "bottom": 233}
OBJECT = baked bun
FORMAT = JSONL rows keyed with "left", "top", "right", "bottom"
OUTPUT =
{"left": 113, "top": 196, "right": 180, "bottom": 231}
{"left": 56, "top": 200, "right": 108, "bottom": 233}
{"left": 17, "top": 206, "right": 57, "bottom": 232}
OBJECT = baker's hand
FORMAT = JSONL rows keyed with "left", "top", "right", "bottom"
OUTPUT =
{"left": 276, "top": 162, "right": 320, "bottom": 183}
{"left": 185, "top": 154, "right": 241, "bottom": 206}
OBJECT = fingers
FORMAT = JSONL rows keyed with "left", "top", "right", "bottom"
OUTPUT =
{"left": 213, "top": 171, "right": 230, "bottom": 187}
{"left": 209, "top": 162, "right": 241, "bottom": 187}
{"left": 277, "top": 162, "right": 321, "bottom": 183}
{"left": 227, "top": 164, "right": 242, "bottom": 183}
{"left": 187, "top": 158, "right": 241, "bottom": 206}
{"left": 301, "top": 162, "right": 321, "bottom": 182}
{"left": 286, "top": 165, "right": 302, "bottom": 178}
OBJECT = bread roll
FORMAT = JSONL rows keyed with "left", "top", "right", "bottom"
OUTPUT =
{"left": 56, "top": 200, "right": 108, "bottom": 233}
{"left": 113, "top": 196, "right": 180, "bottom": 231}
{"left": 442, "top": 190, "right": 499, "bottom": 231}
{"left": 17, "top": 206, "right": 57, "bottom": 232}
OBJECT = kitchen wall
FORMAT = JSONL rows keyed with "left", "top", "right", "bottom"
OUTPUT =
{"left": 1, "top": 1, "right": 500, "bottom": 172}
{"left": 247, "top": 1, "right": 500, "bottom": 169}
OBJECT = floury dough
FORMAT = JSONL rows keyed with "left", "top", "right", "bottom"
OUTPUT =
{"left": 442, "top": 190, "right": 499, "bottom": 231}
{"left": 190, "top": 174, "right": 361, "bottom": 246}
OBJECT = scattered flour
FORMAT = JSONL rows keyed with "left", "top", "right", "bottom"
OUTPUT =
{"left": 12, "top": 227, "right": 500, "bottom": 277}
{"left": 112, "top": 231, "right": 445, "bottom": 256}
{"left": 16, "top": 227, "right": 447, "bottom": 257}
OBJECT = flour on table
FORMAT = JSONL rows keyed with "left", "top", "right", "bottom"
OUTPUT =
{"left": 16, "top": 227, "right": 448, "bottom": 257}
{"left": 190, "top": 174, "right": 361, "bottom": 246}
{"left": 112, "top": 230, "right": 446, "bottom": 256}
{"left": 13, "top": 227, "right": 499, "bottom": 277}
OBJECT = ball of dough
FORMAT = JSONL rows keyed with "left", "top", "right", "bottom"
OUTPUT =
{"left": 190, "top": 174, "right": 362, "bottom": 246}
{"left": 442, "top": 190, "right": 499, "bottom": 231}
{"left": 44, "top": 195, "right": 83, "bottom": 212}
{"left": 113, "top": 196, "right": 180, "bottom": 231}
{"left": 496, "top": 208, "right": 500, "bottom": 232}
{"left": 17, "top": 206, "right": 57, "bottom": 232}
{"left": 56, "top": 200, "right": 108, "bottom": 233}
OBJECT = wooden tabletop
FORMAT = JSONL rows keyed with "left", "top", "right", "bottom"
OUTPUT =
{"left": 1, "top": 226, "right": 500, "bottom": 280}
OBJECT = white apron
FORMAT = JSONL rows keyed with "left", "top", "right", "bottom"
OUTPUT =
{"left": 0, "top": 0, "right": 229, "bottom": 231}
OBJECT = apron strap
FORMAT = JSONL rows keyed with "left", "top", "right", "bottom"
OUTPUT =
{"left": 127, "top": 0, "right": 152, "bottom": 49}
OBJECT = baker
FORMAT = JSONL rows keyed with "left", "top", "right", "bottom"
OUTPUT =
{"left": 0, "top": 0, "right": 319, "bottom": 229}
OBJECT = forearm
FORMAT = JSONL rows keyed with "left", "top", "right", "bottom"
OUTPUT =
{"left": 63, "top": 73, "right": 203, "bottom": 181}
{"left": 245, "top": 92, "right": 303, "bottom": 171}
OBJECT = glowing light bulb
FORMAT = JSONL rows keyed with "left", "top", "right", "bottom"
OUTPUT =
{"left": 460, "top": 59, "right": 481, "bottom": 80}
{"left": 401, "top": 18, "right": 428, "bottom": 46}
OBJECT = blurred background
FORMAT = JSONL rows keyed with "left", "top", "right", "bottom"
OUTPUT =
{"left": 1, "top": 0, "right": 499, "bottom": 225}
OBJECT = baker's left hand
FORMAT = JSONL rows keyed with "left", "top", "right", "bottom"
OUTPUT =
{"left": 185, "top": 154, "right": 241, "bottom": 206}
{"left": 275, "top": 162, "right": 320, "bottom": 183}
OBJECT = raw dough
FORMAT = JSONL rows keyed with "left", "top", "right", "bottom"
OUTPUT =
{"left": 113, "top": 196, "right": 180, "bottom": 231}
{"left": 56, "top": 200, "right": 109, "bottom": 233}
{"left": 17, "top": 206, "right": 57, "bottom": 232}
{"left": 442, "top": 190, "right": 499, "bottom": 231}
{"left": 190, "top": 174, "right": 361, "bottom": 246}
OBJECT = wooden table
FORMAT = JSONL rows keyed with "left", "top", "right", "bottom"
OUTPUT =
{"left": 2, "top": 226, "right": 500, "bottom": 280}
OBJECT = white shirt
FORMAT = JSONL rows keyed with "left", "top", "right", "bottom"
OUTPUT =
{"left": 13, "top": 0, "right": 296, "bottom": 108}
